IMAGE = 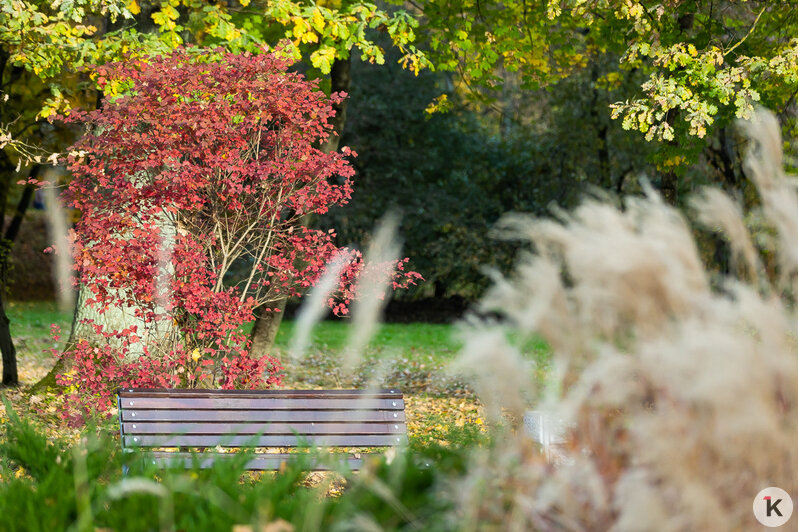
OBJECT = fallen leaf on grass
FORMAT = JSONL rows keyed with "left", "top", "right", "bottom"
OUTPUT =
{"left": 404, "top": 394, "right": 486, "bottom": 447}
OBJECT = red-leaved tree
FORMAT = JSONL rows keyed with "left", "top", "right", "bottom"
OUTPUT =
{"left": 52, "top": 48, "right": 422, "bottom": 421}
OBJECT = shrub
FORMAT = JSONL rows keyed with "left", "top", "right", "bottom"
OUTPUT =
{"left": 51, "top": 47, "right": 420, "bottom": 420}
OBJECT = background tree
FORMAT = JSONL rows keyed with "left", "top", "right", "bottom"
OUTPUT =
{"left": 416, "top": 0, "right": 798, "bottom": 203}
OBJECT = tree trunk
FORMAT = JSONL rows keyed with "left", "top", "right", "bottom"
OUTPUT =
{"left": 249, "top": 298, "right": 288, "bottom": 357}
{"left": 1, "top": 169, "right": 39, "bottom": 386}
{"left": 0, "top": 295, "right": 17, "bottom": 387}
{"left": 660, "top": 170, "right": 678, "bottom": 205}
{"left": 72, "top": 283, "right": 149, "bottom": 354}
{"left": 589, "top": 59, "right": 612, "bottom": 190}
{"left": 0, "top": 159, "right": 39, "bottom": 386}
{"left": 319, "top": 58, "right": 352, "bottom": 155}
{"left": 32, "top": 207, "right": 177, "bottom": 393}
{"left": 6, "top": 180, "right": 35, "bottom": 243}
{"left": 70, "top": 170, "right": 178, "bottom": 359}
{"left": 248, "top": 56, "right": 352, "bottom": 356}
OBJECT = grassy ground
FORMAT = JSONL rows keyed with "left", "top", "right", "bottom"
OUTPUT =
{"left": 6, "top": 301, "right": 469, "bottom": 389}
{"left": 275, "top": 320, "right": 462, "bottom": 363}
{"left": 7, "top": 300, "right": 73, "bottom": 386}
{"left": 3, "top": 301, "right": 545, "bottom": 448}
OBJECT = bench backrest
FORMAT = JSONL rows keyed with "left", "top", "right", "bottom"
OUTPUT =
{"left": 118, "top": 388, "right": 407, "bottom": 455}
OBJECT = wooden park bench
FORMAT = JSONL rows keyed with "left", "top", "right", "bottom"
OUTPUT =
{"left": 117, "top": 388, "right": 407, "bottom": 471}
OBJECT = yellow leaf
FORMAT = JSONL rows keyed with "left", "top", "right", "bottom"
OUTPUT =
{"left": 163, "top": 5, "right": 179, "bottom": 20}
{"left": 311, "top": 8, "right": 325, "bottom": 32}
{"left": 292, "top": 17, "right": 307, "bottom": 38}
{"left": 191, "top": 348, "right": 201, "bottom": 362}
{"left": 127, "top": 0, "right": 140, "bottom": 15}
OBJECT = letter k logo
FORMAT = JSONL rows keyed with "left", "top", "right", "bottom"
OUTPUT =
{"left": 766, "top": 496, "right": 784, "bottom": 517}
{"left": 755, "top": 488, "right": 793, "bottom": 527}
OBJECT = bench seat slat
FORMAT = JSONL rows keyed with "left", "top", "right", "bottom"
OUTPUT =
{"left": 123, "top": 422, "right": 406, "bottom": 435}
{"left": 125, "top": 434, "right": 407, "bottom": 448}
{"left": 119, "top": 388, "right": 401, "bottom": 399}
{"left": 147, "top": 452, "right": 363, "bottom": 471}
{"left": 121, "top": 409, "right": 406, "bottom": 423}
{"left": 120, "top": 397, "right": 404, "bottom": 410}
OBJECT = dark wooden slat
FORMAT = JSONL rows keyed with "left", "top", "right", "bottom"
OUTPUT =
{"left": 120, "top": 397, "right": 404, "bottom": 410}
{"left": 118, "top": 388, "right": 407, "bottom": 471}
{"left": 147, "top": 452, "right": 364, "bottom": 471}
{"left": 118, "top": 388, "right": 402, "bottom": 399}
{"left": 125, "top": 434, "right": 407, "bottom": 447}
{"left": 121, "top": 409, "right": 406, "bottom": 423}
{"left": 123, "top": 422, "right": 407, "bottom": 435}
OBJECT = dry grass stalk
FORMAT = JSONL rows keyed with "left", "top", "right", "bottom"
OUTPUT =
{"left": 288, "top": 251, "right": 349, "bottom": 363}
{"left": 42, "top": 176, "right": 75, "bottom": 313}
{"left": 343, "top": 213, "right": 401, "bottom": 374}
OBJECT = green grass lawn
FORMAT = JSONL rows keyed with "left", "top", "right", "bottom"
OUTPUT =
{"left": 8, "top": 301, "right": 462, "bottom": 360}
{"left": 3, "top": 301, "right": 487, "bottom": 449}
{"left": 7, "top": 301, "right": 73, "bottom": 380}
{"left": 6, "top": 301, "right": 473, "bottom": 393}
{"left": 6, "top": 299, "right": 551, "bottom": 397}
{"left": 8, "top": 300, "right": 73, "bottom": 339}
{"left": 274, "top": 320, "right": 462, "bottom": 362}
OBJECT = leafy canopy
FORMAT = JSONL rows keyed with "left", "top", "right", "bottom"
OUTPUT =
{"left": 243, "top": 0, "right": 431, "bottom": 75}
{"left": 420, "top": 0, "right": 798, "bottom": 157}
{"left": 1, "top": 0, "right": 432, "bottom": 165}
